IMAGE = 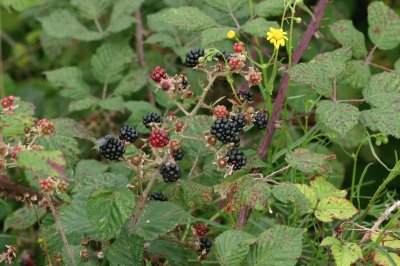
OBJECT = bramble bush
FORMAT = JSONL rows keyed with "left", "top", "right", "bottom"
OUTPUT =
{"left": 1, "top": 0, "right": 400, "bottom": 265}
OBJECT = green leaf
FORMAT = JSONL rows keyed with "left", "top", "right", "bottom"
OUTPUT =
{"left": 242, "top": 18, "right": 278, "bottom": 38}
{"left": 321, "top": 237, "right": 363, "bottom": 266}
{"left": 133, "top": 201, "right": 189, "bottom": 241}
{"left": 286, "top": 148, "right": 332, "bottom": 174}
{"left": 91, "top": 41, "right": 135, "bottom": 84}
{"left": 0, "top": 100, "right": 35, "bottom": 137}
{"left": 368, "top": 2, "right": 400, "bottom": 50}
{"left": 108, "top": 232, "right": 144, "bottom": 266}
{"left": 39, "top": 9, "right": 102, "bottom": 41}
{"left": 363, "top": 72, "right": 400, "bottom": 108}
{"left": 87, "top": 186, "right": 135, "bottom": 239}
{"left": 71, "top": 0, "right": 111, "bottom": 20}
{"left": 395, "top": 58, "right": 400, "bottom": 72}
{"left": 180, "top": 181, "right": 213, "bottom": 209}
{"left": 53, "top": 118, "right": 95, "bottom": 142}
{"left": 99, "top": 96, "right": 125, "bottom": 112}
{"left": 145, "top": 33, "right": 177, "bottom": 48}
{"left": 17, "top": 150, "right": 66, "bottom": 177}
{"left": 45, "top": 67, "right": 91, "bottom": 99}
{"left": 315, "top": 196, "right": 358, "bottom": 222}
{"left": 201, "top": 27, "right": 233, "bottom": 46}
{"left": 329, "top": 20, "right": 367, "bottom": 59}
{"left": 215, "top": 230, "right": 256, "bottom": 266}
{"left": 125, "top": 101, "right": 159, "bottom": 133}
{"left": 272, "top": 184, "right": 313, "bottom": 214}
{"left": 0, "top": 0, "right": 43, "bottom": 11}
{"left": 254, "top": 0, "right": 285, "bottom": 18}
{"left": 106, "top": 0, "right": 144, "bottom": 33}
{"left": 360, "top": 108, "right": 400, "bottom": 138}
{"left": 247, "top": 225, "right": 303, "bottom": 266}
{"left": 4, "top": 206, "right": 45, "bottom": 231}
{"left": 74, "top": 160, "right": 109, "bottom": 181}
{"left": 114, "top": 69, "right": 148, "bottom": 96}
{"left": 294, "top": 184, "right": 318, "bottom": 211}
{"left": 372, "top": 249, "right": 400, "bottom": 266}
{"left": 36, "top": 135, "right": 80, "bottom": 166}
{"left": 203, "top": 0, "right": 246, "bottom": 13}
{"left": 289, "top": 47, "right": 352, "bottom": 97}
{"left": 68, "top": 97, "right": 98, "bottom": 113}
{"left": 371, "top": 233, "right": 400, "bottom": 249}
{"left": 316, "top": 101, "right": 360, "bottom": 138}
{"left": 310, "top": 176, "right": 347, "bottom": 200}
{"left": 147, "top": 239, "right": 195, "bottom": 266}
{"left": 159, "top": 7, "right": 217, "bottom": 31}
{"left": 340, "top": 60, "right": 371, "bottom": 89}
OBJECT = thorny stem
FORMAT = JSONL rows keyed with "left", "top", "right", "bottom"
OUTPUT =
{"left": 0, "top": 175, "right": 44, "bottom": 200}
{"left": 262, "top": 165, "right": 290, "bottom": 180}
{"left": 230, "top": 12, "right": 241, "bottom": 29}
{"left": 364, "top": 45, "right": 377, "bottom": 65}
{"left": 45, "top": 193, "right": 76, "bottom": 266}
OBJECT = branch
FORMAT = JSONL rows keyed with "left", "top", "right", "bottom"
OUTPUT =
{"left": 0, "top": 175, "right": 44, "bottom": 200}
{"left": 258, "top": 0, "right": 330, "bottom": 160}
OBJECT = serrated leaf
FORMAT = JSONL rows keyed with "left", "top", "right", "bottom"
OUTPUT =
{"left": 45, "top": 67, "right": 91, "bottom": 99}
{"left": 321, "top": 237, "right": 363, "bottom": 266}
{"left": 159, "top": 7, "right": 217, "bottom": 31}
{"left": 180, "top": 181, "right": 213, "bottom": 209}
{"left": 99, "top": 96, "right": 125, "bottom": 112}
{"left": 215, "top": 230, "right": 256, "bottom": 266}
{"left": 0, "top": 0, "right": 43, "bottom": 11}
{"left": 361, "top": 108, "right": 400, "bottom": 138}
{"left": 294, "top": 184, "right": 318, "bottom": 211}
{"left": 340, "top": 60, "right": 371, "bottom": 89}
{"left": 145, "top": 33, "right": 177, "bottom": 48}
{"left": 68, "top": 97, "right": 98, "bottom": 113}
{"left": 289, "top": 47, "right": 352, "bottom": 97}
{"left": 36, "top": 135, "right": 80, "bottom": 166}
{"left": 0, "top": 100, "right": 35, "bottom": 137}
{"left": 363, "top": 72, "right": 400, "bottom": 108}
{"left": 71, "top": 0, "right": 111, "bottom": 20}
{"left": 201, "top": 27, "right": 233, "bottom": 46}
{"left": 371, "top": 233, "right": 400, "bottom": 249}
{"left": 133, "top": 201, "right": 189, "bottom": 241}
{"left": 286, "top": 148, "right": 332, "bottom": 174}
{"left": 106, "top": 0, "right": 144, "bottom": 33}
{"left": 372, "top": 249, "right": 400, "bottom": 266}
{"left": 114, "top": 69, "right": 148, "bottom": 96}
{"left": 247, "top": 225, "right": 303, "bottom": 266}
{"left": 329, "top": 20, "right": 367, "bottom": 58}
{"left": 4, "top": 206, "right": 45, "bottom": 231}
{"left": 203, "top": 0, "right": 246, "bottom": 13}
{"left": 243, "top": 150, "right": 269, "bottom": 169}
{"left": 242, "top": 18, "right": 278, "bottom": 38}
{"left": 17, "top": 150, "right": 66, "bottom": 177}
{"left": 108, "top": 232, "right": 144, "bottom": 266}
{"left": 87, "top": 186, "right": 136, "bottom": 239}
{"left": 310, "top": 176, "right": 347, "bottom": 200}
{"left": 53, "top": 118, "right": 95, "bottom": 142}
{"left": 147, "top": 239, "right": 194, "bottom": 266}
{"left": 39, "top": 9, "right": 102, "bottom": 41}
{"left": 316, "top": 101, "right": 360, "bottom": 137}
{"left": 315, "top": 196, "right": 358, "bottom": 222}
{"left": 91, "top": 41, "right": 135, "bottom": 84}
{"left": 125, "top": 101, "right": 159, "bottom": 133}
{"left": 74, "top": 160, "right": 109, "bottom": 181}
{"left": 368, "top": 2, "right": 400, "bottom": 50}
{"left": 254, "top": 0, "right": 284, "bottom": 18}
{"left": 272, "top": 184, "right": 313, "bottom": 214}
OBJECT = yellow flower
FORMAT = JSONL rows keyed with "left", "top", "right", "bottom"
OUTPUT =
{"left": 266, "top": 27, "right": 288, "bottom": 49}
{"left": 226, "top": 30, "right": 236, "bottom": 39}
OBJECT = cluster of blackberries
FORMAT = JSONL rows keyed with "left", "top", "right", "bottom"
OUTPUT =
{"left": 143, "top": 112, "right": 163, "bottom": 128}
{"left": 227, "top": 148, "right": 247, "bottom": 170}
{"left": 150, "top": 192, "right": 168, "bottom": 202}
{"left": 185, "top": 48, "right": 205, "bottom": 68}
{"left": 210, "top": 114, "right": 247, "bottom": 146}
{"left": 160, "top": 162, "right": 181, "bottom": 182}
{"left": 253, "top": 111, "right": 268, "bottom": 129}
{"left": 198, "top": 237, "right": 213, "bottom": 254}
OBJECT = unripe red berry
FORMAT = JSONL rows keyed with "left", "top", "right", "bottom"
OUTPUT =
{"left": 40, "top": 178, "right": 54, "bottom": 193}
{"left": 150, "top": 66, "right": 167, "bottom": 83}
{"left": 149, "top": 129, "right": 170, "bottom": 148}
{"left": 246, "top": 67, "right": 262, "bottom": 87}
{"left": 36, "top": 119, "right": 56, "bottom": 135}
{"left": 1, "top": 96, "right": 15, "bottom": 108}
{"left": 229, "top": 57, "right": 244, "bottom": 71}
{"left": 174, "top": 120, "right": 185, "bottom": 132}
{"left": 213, "top": 105, "right": 229, "bottom": 118}
{"left": 160, "top": 78, "right": 172, "bottom": 91}
{"left": 170, "top": 139, "right": 180, "bottom": 151}
{"left": 233, "top": 42, "right": 244, "bottom": 53}
{"left": 193, "top": 223, "right": 209, "bottom": 237}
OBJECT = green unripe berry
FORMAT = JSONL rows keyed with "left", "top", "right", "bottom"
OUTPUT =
{"left": 375, "top": 139, "right": 382, "bottom": 146}
{"left": 382, "top": 137, "right": 389, "bottom": 144}
{"left": 198, "top": 57, "right": 205, "bottom": 64}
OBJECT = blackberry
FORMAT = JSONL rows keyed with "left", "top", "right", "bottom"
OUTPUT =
{"left": 150, "top": 192, "right": 168, "bottom": 201}
{"left": 149, "top": 129, "right": 169, "bottom": 148}
{"left": 253, "top": 111, "right": 268, "bottom": 129}
{"left": 119, "top": 125, "right": 138, "bottom": 143}
{"left": 160, "top": 162, "right": 181, "bottom": 182}
{"left": 238, "top": 90, "right": 253, "bottom": 102}
{"left": 210, "top": 118, "right": 240, "bottom": 146}
{"left": 194, "top": 224, "right": 209, "bottom": 237}
{"left": 232, "top": 113, "right": 246, "bottom": 131}
{"left": 227, "top": 148, "right": 247, "bottom": 170}
{"left": 99, "top": 136, "right": 125, "bottom": 161}
{"left": 143, "top": 112, "right": 163, "bottom": 128}
{"left": 214, "top": 50, "right": 230, "bottom": 62}
{"left": 150, "top": 66, "right": 167, "bottom": 82}
{"left": 198, "top": 237, "right": 213, "bottom": 254}
{"left": 185, "top": 48, "right": 205, "bottom": 68}
{"left": 172, "top": 149, "right": 184, "bottom": 161}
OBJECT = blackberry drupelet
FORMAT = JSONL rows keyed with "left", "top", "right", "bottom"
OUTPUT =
{"left": 160, "top": 162, "right": 181, "bottom": 182}
{"left": 119, "top": 125, "right": 138, "bottom": 143}
{"left": 210, "top": 118, "right": 240, "bottom": 146}
{"left": 238, "top": 89, "right": 253, "bottom": 102}
{"left": 150, "top": 192, "right": 168, "bottom": 201}
{"left": 99, "top": 136, "right": 125, "bottom": 161}
{"left": 173, "top": 149, "right": 184, "bottom": 161}
{"left": 227, "top": 148, "right": 247, "bottom": 170}
{"left": 143, "top": 112, "right": 163, "bottom": 128}
{"left": 215, "top": 50, "right": 230, "bottom": 62}
{"left": 185, "top": 48, "right": 205, "bottom": 68}
{"left": 253, "top": 111, "right": 268, "bottom": 129}
{"left": 198, "top": 237, "right": 213, "bottom": 254}
{"left": 232, "top": 113, "right": 246, "bottom": 131}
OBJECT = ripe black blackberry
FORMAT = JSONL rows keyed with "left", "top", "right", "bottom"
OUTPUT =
{"left": 185, "top": 48, "right": 205, "bottom": 68}
{"left": 232, "top": 113, "right": 246, "bottom": 131}
{"left": 227, "top": 148, "right": 247, "bottom": 170}
{"left": 238, "top": 90, "right": 253, "bottom": 102}
{"left": 210, "top": 118, "right": 240, "bottom": 146}
{"left": 172, "top": 149, "right": 184, "bottom": 161}
{"left": 143, "top": 112, "right": 163, "bottom": 128}
{"left": 198, "top": 237, "right": 213, "bottom": 254}
{"left": 119, "top": 125, "right": 138, "bottom": 143}
{"left": 150, "top": 192, "right": 168, "bottom": 202}
{"left": 99, "top": 136, "right": 125, "bottom": 161}
{"left": 160, "top": 162, "right": 181, "bottom": 182}
{"left": 215, "top": 50, "right": 230, "bottom": 62}
{"left": 253, "top": 111, "right": 268, "bottom": 129}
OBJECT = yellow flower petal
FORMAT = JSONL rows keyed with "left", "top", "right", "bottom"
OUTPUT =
{"left": 227, "top": 30, "right": 236, "bottom": 39}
